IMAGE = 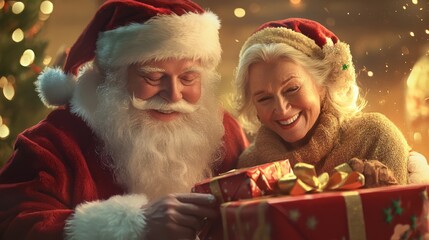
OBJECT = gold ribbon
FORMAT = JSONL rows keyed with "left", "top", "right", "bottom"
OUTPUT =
{"left": 342, "top": 191, "right": 366, "bottom": 240}
{"left": 278, "top": 162, "right": 365, "bottom": 195}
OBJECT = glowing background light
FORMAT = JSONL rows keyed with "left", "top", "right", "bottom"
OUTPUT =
{"left": 43, "top": 56, "right": 52, "bottom": 65}
{"left": 12, "top": 28, "right": 24, "bottom": 42}
{"left": 234, "top": 8, "right": 246, "bottom": 18}
{"left": 20, "top": 49, "right": 35, "bottom": 67}
{"left": 290, "top": 0, "right": 301, "bottom": 5}
{"left": 12, "top": 2, "right": 25, "bottom": 14}
{"left": 40, "top": 1, "right": 54, "bottom": 14}
{"left": 3, "top": 82, "right": 15, "bottom": 100}
{"left": 0, "top": 124, "right": 10, "bottom": 139}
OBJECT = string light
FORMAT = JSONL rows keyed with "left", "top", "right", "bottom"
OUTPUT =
{"left": 3, "top": 82, "right": 15, "bottom": 100}
{"left": 425, "top": 29, "right": 429, "bottom": 35}
{"left": 40, "top": 1, "right": 53, "bottom": 14}
{"left": 0, "top": 124, "right": 10, "bottom": 139}
{"left": 409, "top": 32, "right": 415, "bottom": 37}
{"left": 20, "top": 49, "right": 35, "bottom": 67}
{"left": 234, "top": 8, "right": 246, "bottom": 18}
{"left": 12, "top": 1, "right": 25, "bottom": 14}
{"left": 367, "top": 71, "right": 374, "bottom": 77}
{"left": 0, "top": 0, "right": 5, "bottom": 10}
{"left": 12, "top": 28, "right": 24, "bottom": 42}
{"left": 290, "top": 0, "right": 301, "bottom": 5}
{"left": 412, "top": 0, "right": 418, "bottom": 4}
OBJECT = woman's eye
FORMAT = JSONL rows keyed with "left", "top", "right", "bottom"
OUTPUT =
{"left": 286, "top": 86, "right": 299, "bottom": 93}
{"left": 257, "top": 96, "right": 272, "bottom": 103}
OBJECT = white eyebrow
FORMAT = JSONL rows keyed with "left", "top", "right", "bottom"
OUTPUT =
{"left": 136, "top": 66, "right": 165, "bottom": 73}
{"left": 185, "top": 66, "right": 204, "bottom": 73}
{"left": 136, "top": 65, "right": 204, "bottom": 74}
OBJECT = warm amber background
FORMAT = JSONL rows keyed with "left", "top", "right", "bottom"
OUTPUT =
{"left": 40, "top": 0, "right": 429, "bottom": 156}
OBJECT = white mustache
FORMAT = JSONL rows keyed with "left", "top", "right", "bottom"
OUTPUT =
{"left": 131, "top": 95, "right": 199, "bottom": 113}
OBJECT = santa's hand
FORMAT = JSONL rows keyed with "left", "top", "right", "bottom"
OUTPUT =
{"left": 142, "top": 193, "right": 218, "bottom": 240}
{"left": 348, "top": 158, "right": 398, "bottom": 188}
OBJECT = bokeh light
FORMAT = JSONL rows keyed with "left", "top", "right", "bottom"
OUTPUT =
{"left": 234, "top": 8, "right": 246, "bottom": 18}
{"left": 12, "top": 28, "right": 24, "bottom": 42}
{"left": 40, "top": 1, "right": 53, "bottom": 14}
{"left": 3, "top": 82, "right": 15, "bottom": 100}
{"left": 0, "top": 124, "right": 10, "bottom": 139}
{"left": 20, "top": 49, "right": 35, "bottom": 67}
{"left": 12, "top": 1, "right": 25, "bottom": 14}
{"left": 290, "top": 0, "right": 301, "bottom": 5}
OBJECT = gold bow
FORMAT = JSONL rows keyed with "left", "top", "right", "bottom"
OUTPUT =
{"left": 278, "top": 162, "right": 365, "bottom": 195}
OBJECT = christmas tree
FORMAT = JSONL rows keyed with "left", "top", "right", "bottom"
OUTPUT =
{"left": 0, "top": 0, "right": 53, "bottom": 165}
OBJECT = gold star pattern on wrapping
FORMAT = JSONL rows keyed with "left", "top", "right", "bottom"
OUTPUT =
{"left": 288, "top": 209, "right": 300, "bottom": 222}
{"left": 307, "top": 216, "right": 318, "bottom": 230}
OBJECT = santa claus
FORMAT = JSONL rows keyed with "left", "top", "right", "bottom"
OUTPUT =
{"left": 0, "top": 0, "right": 248, "bottom": 239}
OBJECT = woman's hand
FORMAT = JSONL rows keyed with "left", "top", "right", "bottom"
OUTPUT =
{"left": 348, "top": 158, "right": 398, "bottom": 188}
{"left": 142, "top": 193, "right": 218, "bottom": 240}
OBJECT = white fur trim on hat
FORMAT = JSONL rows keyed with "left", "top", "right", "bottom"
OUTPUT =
{"left": 239, "top": 27, "right": 324, "bottom": 60}
{"left": 65, "top": 194, "right": 148, "bottom": 240}
{"left": 35, "top": 67, "right": 77, "bottom": 108}
{"left": 96, "top": 11, "right": 221, "bottom": 70}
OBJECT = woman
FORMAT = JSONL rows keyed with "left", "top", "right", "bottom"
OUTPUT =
{"left": 233, "top": 18, "right": 410, "bottom": 186}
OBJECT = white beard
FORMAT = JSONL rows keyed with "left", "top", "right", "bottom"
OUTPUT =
{"left": 88, "top": 67, "right": 225, "bottom": 201}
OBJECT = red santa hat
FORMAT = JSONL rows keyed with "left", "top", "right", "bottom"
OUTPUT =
{"left": 36, "top": 0, "right": 221, "bottom": 107}
{"left": 239, "top": 18, "right": 355, "bottom": 87}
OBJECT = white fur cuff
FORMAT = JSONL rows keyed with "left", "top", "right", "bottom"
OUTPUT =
{"left": 408, "top": 151, "right": 429, "bottom": 184}
{"left": 65, "top": 194, "right": 148, "bottom": 240}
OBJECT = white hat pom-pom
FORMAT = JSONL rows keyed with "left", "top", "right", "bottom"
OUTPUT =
{"left": 35, "top": 67, "right": 76, "bottom": 108}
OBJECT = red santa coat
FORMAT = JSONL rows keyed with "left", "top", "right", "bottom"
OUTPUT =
{"left": 0, "top": 107, "right": 249, "bottom": 239}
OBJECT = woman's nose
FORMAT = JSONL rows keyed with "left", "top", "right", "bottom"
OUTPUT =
{"left": 274, "top": 97, "right": 290, "bottom": 114}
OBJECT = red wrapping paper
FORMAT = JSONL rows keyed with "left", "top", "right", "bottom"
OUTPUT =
{"left": 192, "top": 159, "right": 291, "bottom": 203}
{"left": 221, "top": 184, "right": 429, "bottom": 240}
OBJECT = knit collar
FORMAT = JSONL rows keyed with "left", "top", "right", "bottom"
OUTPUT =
{"left": 253, "top": 105, "right": 340, "bottom": 165}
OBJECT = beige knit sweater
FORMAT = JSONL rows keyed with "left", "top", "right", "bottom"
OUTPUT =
{"left": 238, "top": 109, "right": 410, "bottom": 184}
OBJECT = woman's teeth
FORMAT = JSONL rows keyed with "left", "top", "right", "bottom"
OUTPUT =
{"left": 279, "top": 113, "right": 299, "bottom": 125}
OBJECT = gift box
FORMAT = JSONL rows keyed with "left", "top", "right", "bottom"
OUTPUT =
{"left": 192, "top": 159, "right": 291, "bottom": 203}
{"left": 221, "top": 184, "right": 429, "bottom": 240}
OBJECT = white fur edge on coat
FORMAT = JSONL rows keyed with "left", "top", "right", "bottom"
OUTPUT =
{"left": 65, "top": 194, "right": 148, "bottom": 240}
{"left": 96, "top": 11, "right": 221, "bottom": 70}
{"left": 408, "top": 151, "right": 429, "bottom": 184}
